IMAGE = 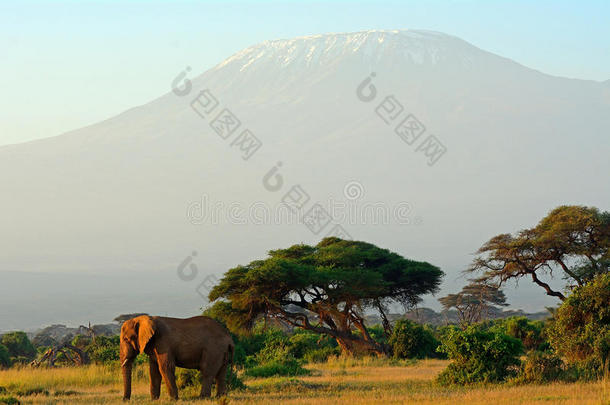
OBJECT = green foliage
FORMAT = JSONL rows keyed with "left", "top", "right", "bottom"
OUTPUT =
{"left": 389, "top": 320, "right": 439, "bottom": 359}
{"left": 85, "top": 336, "right": 120, "bottom": 364}
{"left": 175, "top": 368, "right": 199, "bottom": 389}
{"left": 230, "top": 322, "right": 339, "bottom": 372}
{"left": 14, "top": 387, "right": 49, "bottom": 396}
{"left": 1, "top": 332, "right": 36, "bottom": 362}
{"left": 488, "top": 317, "right": 547, "bottom": 351}
{"left": 209, "top": 237, "right": 443, "bottom": 355}
{"left": 0, "top": 345, "right": 11, "bottom": 368}
{"left": 0, "top": 396, "right": 20, "bottom": 405}
{"left": 176, "top": 366, "right": 244, "bottom": 391}
{"left": 245, "top": 327, "right": 310, "bottom": 377}
{"left": 243, "top": 358, "right": 310, "bottom": 378}
{"left": 287, "top": 330, "right": 326, "bottom": 358}
{"left": 228, "top": 324, "right": 328, "bottom": 377}
{"left": 202, "top": 302, "right": 238, "bottom": 334}
{"left": 437, "top": 326, "right": 523, "bottom": 384}
{"left": 513, "top": 351, "right": 568, "bottom": 384}
{"left": 470, "top": 205, "right": 610, "bottom": 300}
{"left": 547, "top": 273, "right": 610, "bottom": 378}
{"left": 231, "top": 325, "right": 283, "bottom": 367}
{"left": 226, "top": 367, "right": 246, "bottom": 390}
{"left": 70, "top": 335, "right": 92, "bottom": 349}
{"left": 303, "top": 346, "right": 340, "bottom": 363}
{"left": 364, "top": 325, "right": 388, "bottom": 345}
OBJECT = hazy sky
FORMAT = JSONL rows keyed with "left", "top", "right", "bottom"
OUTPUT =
{"left": 1, "top": 0, "right": 609, "bottom": 146}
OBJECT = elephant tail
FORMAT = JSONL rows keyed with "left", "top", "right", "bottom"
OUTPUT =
{"left": 226, "top": 343, "right": 234, "bottom": 373}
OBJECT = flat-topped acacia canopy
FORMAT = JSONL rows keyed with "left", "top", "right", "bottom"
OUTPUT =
{"left": 208, "top": 237, "right": 443, "bottom": 355}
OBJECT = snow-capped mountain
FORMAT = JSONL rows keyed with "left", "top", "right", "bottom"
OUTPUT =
{"left": 1, "top": 30, "right": 609, "bottom": 328}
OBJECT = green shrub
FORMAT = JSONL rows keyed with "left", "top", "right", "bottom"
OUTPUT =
{"left": 14, "top": 387, "right": 49, "bottom": 396}
{"left": 303, "top": 346, "right": 341, "bottom": 363}
{"left": 0, "top": 346, "right": 11, "bottom": 368}
{"left": 0, "top": 396, "right": 20, "bottom": 405}
{"left": 232, "top": 325, "right": 285, "bottom": 367}
{"left": 255, "top": 332, "right": 290, "bottom": 364}
{"left": 8, "top": 356, "right": 30, "bottom": 366}
{"left": 246, "top": 331, "right": 310, "bottom": 377}
{"left": 1, "top": 332, "right": 36, "bottom": 362}
{"left": 389, "top": 320, "right": 439, "bottom": 359}
{"left": 437, "top": 326, "right": 523, "bottom": 384}
{"left": 547, "top": 273, "right": 610, "bottom": 379}
{"left": 244, "top": 358, "right": 310, "bottom": 378}
{"left": 176, "top": 368, "right": 200, "bottom": 389}
{"left": 365, "top": 325, "right": 388, "bottom": 345}
{"left": 514, "top": 351, "right": 568, "bottom": 384}
{"left": 488, "top": 317, "right": 547, "bottom": 351}
{"left": 70, "top": 335, "right": 92, "bottom": 349}
{"left": 226, "top": 367, "right": 246, "bottom": 390}
{"left": 176, "top": 366, "right": 245, "bottom": 391}
{"left": 85, "top": 336, "right": 120, "bottom": 364}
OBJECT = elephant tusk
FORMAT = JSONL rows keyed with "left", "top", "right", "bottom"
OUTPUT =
{"left": 121, "top": 359, "right": 129, "bottom": 367}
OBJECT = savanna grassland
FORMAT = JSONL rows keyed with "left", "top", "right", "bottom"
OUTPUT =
{"left": 0, "top": 358, "right": 607, "bottom": 405}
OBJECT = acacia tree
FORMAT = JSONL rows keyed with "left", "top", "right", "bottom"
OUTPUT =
{"left": 208, "top": 237, "right": 443, "bottom": 355}
{"left": 438, "top": 282, "right": 507, "bottom": 326}
{"left": 469, "top": 206, "right": 609, "bottom": 301}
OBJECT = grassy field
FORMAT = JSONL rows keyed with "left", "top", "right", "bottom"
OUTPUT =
{"left": 0, "top": 358, "right": 607, "bottom": 405}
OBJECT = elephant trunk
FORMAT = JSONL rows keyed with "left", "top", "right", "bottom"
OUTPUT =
{"left": 122, "top": 360, "right": 133, "bottom": 400}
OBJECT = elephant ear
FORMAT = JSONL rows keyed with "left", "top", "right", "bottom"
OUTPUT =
{"left": 136, "top": 316, "right": 156, "bottom": 354}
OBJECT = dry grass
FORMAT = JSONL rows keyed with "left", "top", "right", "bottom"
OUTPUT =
{"left": 0, "top": 359, "right": 607, "bottom": 405}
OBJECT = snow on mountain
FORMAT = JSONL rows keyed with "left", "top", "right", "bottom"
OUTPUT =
{"left": 218, "top": 30, "right": 478, "bottom": 70}
{"left": 1, "top": 30, "right": 609, "bottom": 329}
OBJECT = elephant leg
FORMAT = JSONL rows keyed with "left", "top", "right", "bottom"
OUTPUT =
{"left": 199, "top": 352, "right": 214, "bottom": 398}
{"left": 215, "top": 361, "right": 228, "bottom": 398}
{"left": 199, "top": 372, "right": 214, "bottom": 398}
{"left": 158, "top": 357, "right": 178, "bottom": 400}
{"left": 149, "top": 358, "right": 162, "bottom": 400}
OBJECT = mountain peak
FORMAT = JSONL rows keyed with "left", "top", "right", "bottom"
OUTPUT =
{"left": 214, "top": 29, "right": 482, "bottom": 74}
{"left": 262, "top": 29, "right": 454, "bottom": 43}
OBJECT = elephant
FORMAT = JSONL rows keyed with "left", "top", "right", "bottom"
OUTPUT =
{"left": 120, "top": 315, "right": 234, "bottom": 400}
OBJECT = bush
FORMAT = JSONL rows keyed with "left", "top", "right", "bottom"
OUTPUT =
{"left": 287, "top": 329, "right": 337, "bottom": 359}
{"left": 365, "top": 325, "right": 388, "bottom": 346}
{"left": 230, "top": 325, "right": 330, "bottom": 376}
{"left": 0, "top": 396, "right": 20, "bottom": 405}
{"left": 14, "top": 387, "right": 49, "bottom": 396}
{"left": 389, "top": 320, "right": 439, "bottom": 359}
{"left": 176, "top": 368, "right": 200, "bottom": 389}
{"left": 226, "top": 367, "right": 246, "bottom": 390}
{"left": 489, "top": 317, "right": 547, "bottom": 351}
{"left": 70, "top": 335, "right": 92, "bottom": 349}
{"left": 232, "top": 325, "right": 285, "bottom": 367}
{"left": 0, "top": 345, "right": 11, "bottom": 368}
{"left": 547, "top": 273, "right": 610, "bottom": 378}
{"left": 248, "top": 334, "right": 309, "bottom": 377}
{"left": 244, "top": 358, "right": 310, "bottom": 378}
{"left": 303, "top": 346, "right": 341, "bottom": 363}
{"left": 176, "top": 367, "right": 244, "bottom": 392}
{"left": 8, "top": 356, "right": 30, "bottom": 366}
{"left": 437, "top": 326, "right": 523, "bottom": 384}
{"left": 514, "top": 351, "right": 568, "bottom": 384}
{"left": 85, "top": 336, "right": 120, "bottom": 364}
{"left": 1, "top": 332, "right": 36, "bottom": 362}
